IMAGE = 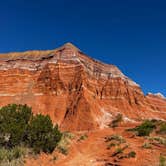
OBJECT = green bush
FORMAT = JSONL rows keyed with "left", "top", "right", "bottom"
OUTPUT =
{"left": 27, "top": 114, "right": 62, "bottom": 153}
{"left": 57, "top": 146, "right": 68, "bottom": 155}
{"left": 142, "top": 142, "right": 152, "bottom": 149}
{"left": 147, "top": 136, "right": 166, "bottom": 146}
{"left": 57, "top": 131, "right": 74, "bottom": 155}
{"left": 111, "top": 147, "right": 123, "bottom": 157}
{"left": 159, "top": 155, "right": 166, "bottom": 166}
{"left": 0, "top": 146, "right": 30, "bottom": 164}
{"left": 0, "top": 104, "right": 62, "bottom": 154}
{"left": 158, "top": 123, "right": 166, "bottom": 134}
{"left": 128, "top": 151, "right": 136, "bottom": 158}
{"left": 78, "top": 134, "right": 88, "bottom": 141}
{"left": 0, "top": 148, "right": 7, "bottom": 161}
{"left": 128, "top": 120, "right": 156, "bottom": 136}
{"left": 105, "top": 135, "right": 126, "bottom": 144}
{"left": 107, "top": 143, "right": 116, "bottom": 149}
{"left": 0, "top": 104, "right": 63, "bottom": 164}
{"left": 62, "top": 131, "right": 75, "bottom": 140}
{"left": 0, "top": 104, "right": 32, "bottom": 147}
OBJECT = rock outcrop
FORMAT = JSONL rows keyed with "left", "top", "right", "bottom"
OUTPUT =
{"left": 0, "top": 43, "right": 165, "bottom": 130}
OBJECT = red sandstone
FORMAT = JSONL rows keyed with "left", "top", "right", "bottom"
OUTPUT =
{"left": 0, "top": 43, "right": 165, "bottom": 131}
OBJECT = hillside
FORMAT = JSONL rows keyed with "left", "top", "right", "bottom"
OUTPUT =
{"left": 0, "top": 43, "right": 165, "bottom": 131}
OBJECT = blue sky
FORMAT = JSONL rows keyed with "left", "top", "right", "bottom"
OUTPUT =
{"left": 0, "top": 0, "right": 165, "bottom": 96}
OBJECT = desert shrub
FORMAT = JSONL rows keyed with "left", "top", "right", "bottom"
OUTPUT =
{"left": 109, "top": 114, "right": 123, "bottom": 128}
{"left": 128, "top": 120, "right": 156, "bottom": 136}
{"left": 147, "top": 137, "right": 166, "bottom": 146}
{"left": 0, "top": 104, "right": 63, "bottom": 164}
{"left": 0, "top": 146, "right": 31, "bottom": 164}
{"left": 0, "top": 104, "right": 32, "bottom": 147}
{"left": 115, "top": 147, "right": 123, "bottom": 153}
{"left": 154, "top": 137, "right": 166, "bottom": 146}
{"left": 158, "top": 122, "right": 166, "bottom": 134}
{"left": 0, "top": 104, "right": 62, "bottom": 153}
{"left": 142, "top": 142, "right": 152, "bottom": 149}
{"left": 27, "top": 114, "right": 62, "bottom": 153}
{"left": 159, "top": 155, "right": 166, "bottom": 166}
{"left": 0, "top": 148, "right": 7, "bottom": 161}
{"left": 57, "top": 146, "right": 68, "bottom": 155}
{"left": 10, "top": 146, "right": 24, "bottom": 160}
{"left": 111, "top": 147, "right": 123, "bottom": 157}
{"left": 107, "top": 143, "right": 116, "bottom": 149}
{"left": 52, "top": 155, "right": 58, "bottom": 161}
{"left": 57, "top": 131, "right": 74, "bottom": 155}
{"left": 128, "top": 151, "right": 136, "bottom": 158}
{"left": 78, "top": 134, "right": 88, "bottom": 141}
{"left": 62, "top": 131, "right": 75, "bottom": 140}
{"left": 105, "top": 135, "right": 126, "bottom": 144}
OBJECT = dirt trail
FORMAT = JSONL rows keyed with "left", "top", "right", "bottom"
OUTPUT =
{"left": 26, "top": 127, "right": 166, "bottom": 166}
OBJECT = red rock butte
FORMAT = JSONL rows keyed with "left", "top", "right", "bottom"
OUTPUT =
{"left": 0, "top": 43, "right": 165, "bottom": 131}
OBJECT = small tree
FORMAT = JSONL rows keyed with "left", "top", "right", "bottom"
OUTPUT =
{"left": 27, "top": 114, "right": 62, "bottom": 153}
{"left": 0, "top": 104, "right": 62, "bottom": 154}
{"left": 0, "top": 104, "right": 32, "bottom": 148}
{"left": 128, "top": 120, "right": 156, "bottom": 136}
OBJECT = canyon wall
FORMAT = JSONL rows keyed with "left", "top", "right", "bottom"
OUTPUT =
{"left": 0, "top": 43, "right": 165, "bottom": 130}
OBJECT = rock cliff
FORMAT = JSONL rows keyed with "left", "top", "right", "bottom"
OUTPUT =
{"left": 0, "top": 43, "right": 165, "bottom": 130}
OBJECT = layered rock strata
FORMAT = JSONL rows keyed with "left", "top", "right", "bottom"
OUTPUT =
{"left": 0, "top": 43, "right": 165, "bottom": 130}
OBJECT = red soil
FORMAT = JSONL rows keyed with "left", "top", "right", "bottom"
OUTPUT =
{"left": 25, "top": 125, "right": 166, "bottom": 166}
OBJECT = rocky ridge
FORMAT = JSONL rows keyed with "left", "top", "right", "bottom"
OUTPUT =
{"left": 0, "top": 43, "right": 165, "bottom": 130}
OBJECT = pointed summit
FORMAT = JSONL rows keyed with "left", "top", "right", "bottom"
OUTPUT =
{"left": 62, "top": 42, "right": 81, "bottom": 51}
{"left": 56, "top": 42, "right": 80, "bottom": 59}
